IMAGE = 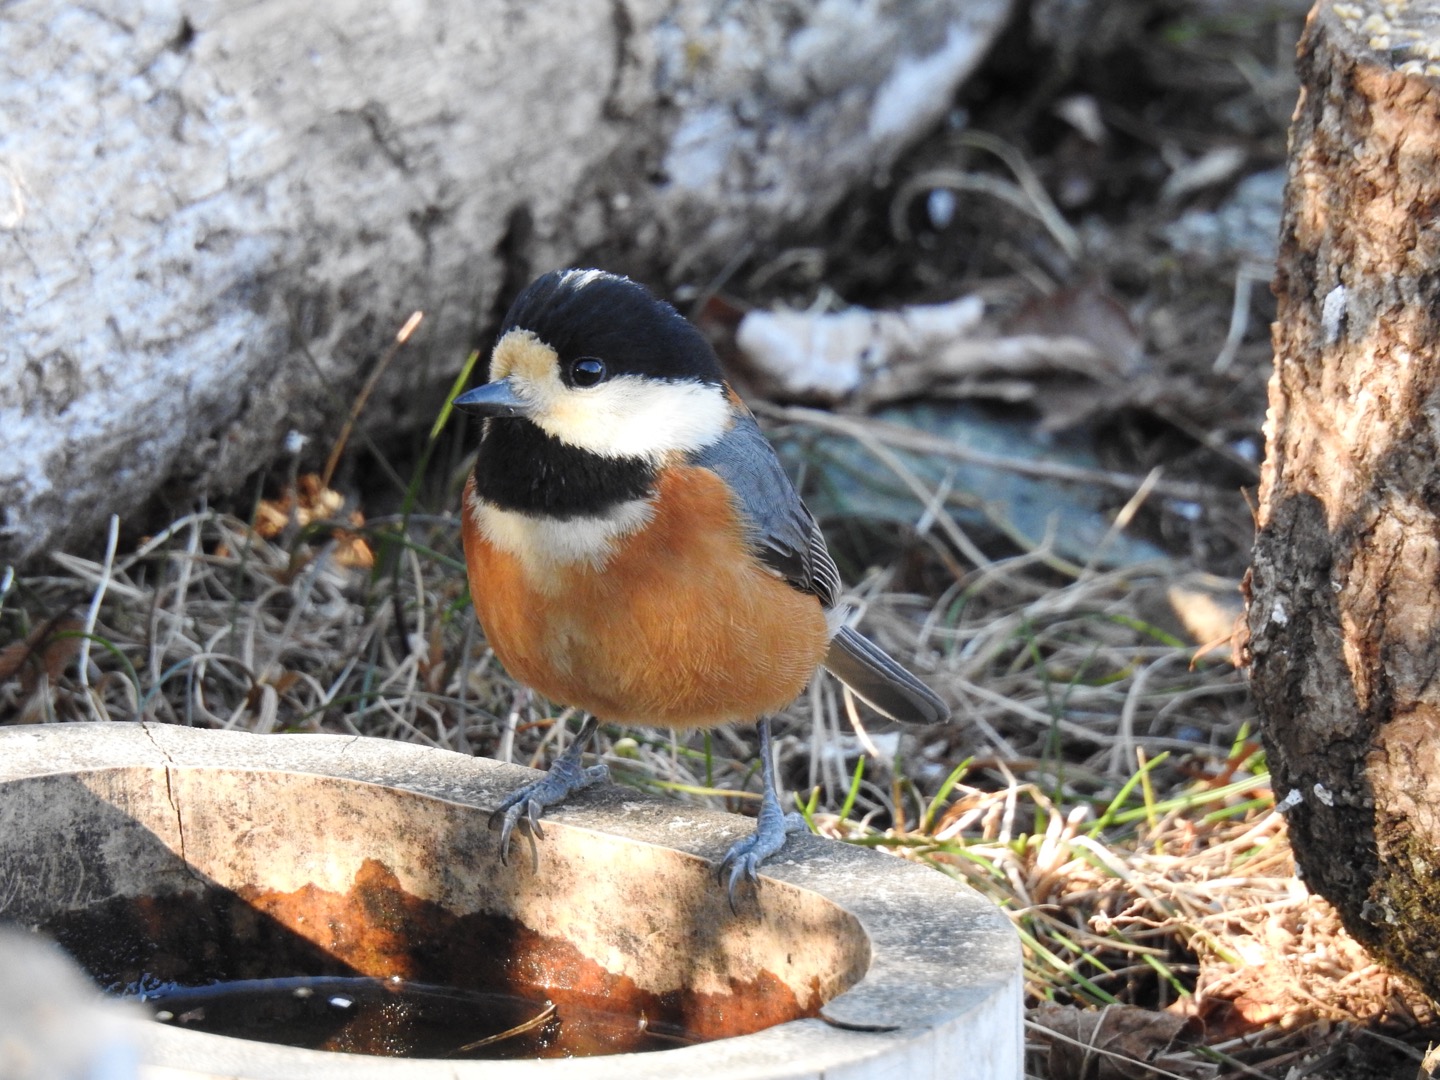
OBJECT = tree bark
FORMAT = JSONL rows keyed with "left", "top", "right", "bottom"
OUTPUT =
{"left": 1247, "top": 0, "right": 1440, "bottom": 998}
{"left": 0, "top": 0, "right": 1010, "bottom": 565}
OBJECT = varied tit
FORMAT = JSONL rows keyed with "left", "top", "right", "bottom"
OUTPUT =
{"left": 454, "top": 268, "right": 949, "bottom": 906}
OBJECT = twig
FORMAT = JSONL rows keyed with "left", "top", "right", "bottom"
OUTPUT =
{"left": 77, "top": 514, "right": 120, "bottom": 718}
{"left": 322, "top": 310, "right": 424, "bottom": 490}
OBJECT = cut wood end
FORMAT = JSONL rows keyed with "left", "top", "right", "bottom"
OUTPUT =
{"left": 1328, "top": 0, "right": 1440, "bottom": 76}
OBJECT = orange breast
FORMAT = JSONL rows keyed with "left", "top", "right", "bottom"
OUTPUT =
{"left": 462, "top": 467, "right": 829, "bottom": 727}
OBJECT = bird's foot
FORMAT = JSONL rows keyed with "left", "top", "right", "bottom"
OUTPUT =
{"left": 718, "top": 799, "right": 806, "bottom": 912}
{"left": 491, "top": 720, "right": 607, "bottom": 869}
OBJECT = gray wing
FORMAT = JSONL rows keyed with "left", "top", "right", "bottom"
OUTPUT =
{"left": 689, "top": 407, "right": 842, "bottom": 607}
{"left": 692, "top": 403, "right": 950, "bottom": 727}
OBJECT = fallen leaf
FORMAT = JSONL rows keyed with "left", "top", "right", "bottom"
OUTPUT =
{"left": 733, "top": 288, "right": 1144, "bottom": 426}
{"left": 1420, "top": 1042, "right": 1440, "bottom": 1079}
{"left": 1029, "top": 1002, "right": 1213, "bottom": 1080}
{"left": 1006, "top": 286, "right": 1143, "bottom": 373}
{"left": 0, "top": 614, "right": 84, "bottom": 694}
{"left": 1007, "top": 284, "right": 1147, "bottom": 429}
{"left": 0, "top": 613, "right": 85, "bottom": 724}
{"left": 734, "top": 295, "right": 986, "bottom": 403}
{"left": 255, "top": 473, "right": 373, "bottom": 568}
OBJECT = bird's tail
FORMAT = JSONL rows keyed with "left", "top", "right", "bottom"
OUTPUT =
{"left": 822, "top": 626, "right": 949, "bottom": 726}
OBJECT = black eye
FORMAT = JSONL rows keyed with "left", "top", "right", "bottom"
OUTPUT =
{"left": 571, "top": 357, "right": 607, "bottom": 387}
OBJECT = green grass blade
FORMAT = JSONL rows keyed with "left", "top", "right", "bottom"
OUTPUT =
{"left": 432, "top": 350, "right": 484, "bottom": 442}
{"left": 838, "top": 752, "right": 866, "bottom": 822}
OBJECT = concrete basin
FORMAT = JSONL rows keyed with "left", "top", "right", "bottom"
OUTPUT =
{"left": 0, "top": 723, "right": 1022, "bottom": 1078}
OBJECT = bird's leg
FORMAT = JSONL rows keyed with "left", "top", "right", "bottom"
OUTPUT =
{"left": 490, "top": 714, "right": 609, "bottom": 868}
{"left": 719, "top": 717, "right": 807, "bottom": 910}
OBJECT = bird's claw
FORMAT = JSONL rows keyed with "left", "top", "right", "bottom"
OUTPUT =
{"left": 489, "top": 761, "right": 609, "bottom": 870}
{"left": 489, "top": 796, "right": 546, "bottom": 871}
{"left": 719, "top": 810, "right": 806, "bottom": 913}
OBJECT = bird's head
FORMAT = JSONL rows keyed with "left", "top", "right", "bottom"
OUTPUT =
{"left": 454, "top": 269, "right": 730, "bottom": 462}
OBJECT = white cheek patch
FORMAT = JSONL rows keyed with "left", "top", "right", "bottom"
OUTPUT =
{"left": 471, "top": 495, "right": 655, "bottom": 587}
{"left": 532, "top": 374, "right": 731, "bottom": 460}
{"left": 490, "top": 327, "right": 732, "bottom": 459}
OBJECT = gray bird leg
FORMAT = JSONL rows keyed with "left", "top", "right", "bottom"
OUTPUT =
{"left": 491, "top": 715, "right": 608, "bottom": 868}
{"left": 718, "top": 717, "right": 807, "bottom": 910}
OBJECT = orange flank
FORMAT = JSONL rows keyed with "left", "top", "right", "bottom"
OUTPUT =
{"left": 463, "top": 467, "right": 829, "bottom": 728}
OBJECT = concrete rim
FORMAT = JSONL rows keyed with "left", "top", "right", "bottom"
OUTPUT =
{"left": 0, "top": 723, "right": 1022, "bottom": 1080}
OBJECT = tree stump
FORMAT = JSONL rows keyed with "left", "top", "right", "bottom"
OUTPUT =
{"left": 1247, "top": 0, "right": 1440, "bottom": 997}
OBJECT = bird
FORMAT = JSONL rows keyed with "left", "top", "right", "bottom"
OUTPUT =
{"left": 453, "top": 268, "right": 950, "bottom": 906}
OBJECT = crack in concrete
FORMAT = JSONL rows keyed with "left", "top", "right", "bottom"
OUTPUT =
{"left": 138, "top": 721, "right": 201, "bottom": 882}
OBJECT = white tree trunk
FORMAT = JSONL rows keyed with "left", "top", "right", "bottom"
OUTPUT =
{"left": 0, "top": 0, "right": 1009, "bottom": 563}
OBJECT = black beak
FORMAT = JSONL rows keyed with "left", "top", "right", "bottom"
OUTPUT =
{"left": 453, "top": 379, "right": 532, "bottom": 418}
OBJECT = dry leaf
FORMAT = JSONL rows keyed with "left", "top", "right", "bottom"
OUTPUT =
{"left": 733, "top": 287, "right": 1144, "bottom": 423}
{"left": 1006, "top": 286, "right": 1143, "bottom": 372}
{"left": 735, "top": 295, "right": 985, "bottom": 402}
{"left": 1006, "top": 284, "right": 1146, "bottom": 429}
{"left": 0, "top": 613, "right": 85, "bottom": 724}
{"left": 422, "top": 620, "right": 449, "bottom": 695}
{"left": 1420, "top": 1042, "right": 1440, "bottom": 1079}
{"left": 0, "top": 614, "right": 84, "bottom": 694}
{"left": 254, "top": 473, "right": 373, "bottom": 568}
{"left": 1030, "top": 1002, "right": 1213, "bottom": 1080}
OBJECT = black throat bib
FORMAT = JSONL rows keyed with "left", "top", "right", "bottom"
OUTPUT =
{"left": 472, "top": 420, "right": 656, "bottom": 520}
